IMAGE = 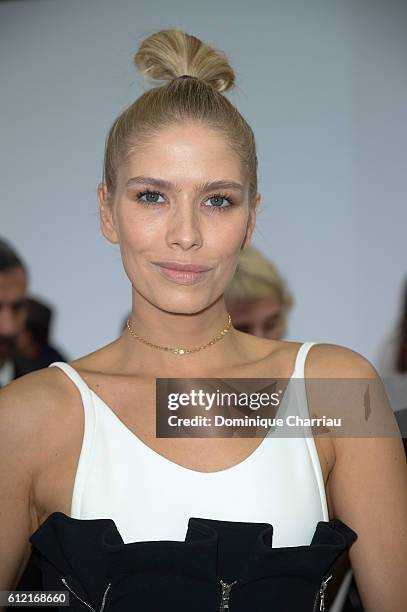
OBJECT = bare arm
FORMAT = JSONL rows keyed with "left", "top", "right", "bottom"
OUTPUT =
{"left": 310, "top": 344, "right": 407, "bottom": 612}
{"left": 0, "top": 369, "right": 64, "bottom": 610}
{"left": 0, "top": 386, "right": 35, "bottom": 594}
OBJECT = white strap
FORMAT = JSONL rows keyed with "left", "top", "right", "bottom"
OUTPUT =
{"left": 292, "top": 342, "right": 317, "bottom": 377}
{"left": 48, "top": 361, "right": 96, "bottom": 517}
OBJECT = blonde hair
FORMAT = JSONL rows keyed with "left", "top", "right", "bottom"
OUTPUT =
{"left": 225, "top": 246, "right": 294, "bottom": 325}
{"left": 103, "top": 29, "right": 258, "bottom": 202}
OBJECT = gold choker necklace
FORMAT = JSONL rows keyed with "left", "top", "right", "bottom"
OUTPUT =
{"left": 126, "top": 314, "right": 232, "bottom": 355}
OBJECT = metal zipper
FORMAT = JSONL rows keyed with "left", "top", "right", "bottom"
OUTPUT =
{"left": 219, "top": 578, "right": 238, "bottom": 611}
{"left": 60, "top": 577, "right": 111, "bottom": 612}
{"left": 312, "top": 573, "right": 333, "bottom": 611}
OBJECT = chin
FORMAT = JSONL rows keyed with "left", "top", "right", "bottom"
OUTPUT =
{"left": 154, "top": 296, "right": 215, "bottom": 316}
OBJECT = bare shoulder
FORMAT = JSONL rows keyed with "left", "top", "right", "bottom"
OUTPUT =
{"left": 0, "top": 365, "right": 80, "bottom": 416}
{"left": 0, "top": 336, "right": 122, "bottom": 426}
{"left": 0, "top": 366, "right": 82, "bottom": 467}
{"left": 304, "top": 341, "right": 379, "bottom": 378}
{"left": 303, "top": 341, "right": 388, "bottom": 442}
{"left": 237, "top": 335, "right": 376, "bottom": 379}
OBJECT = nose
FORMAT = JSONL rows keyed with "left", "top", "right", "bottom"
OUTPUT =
{"left": 0, "top": 305, "right": 23, "bottom": 336}
{"left": 166, "top": 199, "right": 203, "bottom": 250}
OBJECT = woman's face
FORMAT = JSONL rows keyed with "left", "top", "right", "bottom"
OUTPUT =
{"left": 99, "top": 122, "right": 260, "bottom": 315}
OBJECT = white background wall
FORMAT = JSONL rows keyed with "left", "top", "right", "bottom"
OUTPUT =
{"left": 1, "top": 0, "right": 406, "bottom": 365}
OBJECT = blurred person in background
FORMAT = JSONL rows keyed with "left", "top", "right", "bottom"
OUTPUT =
{"left": 377, "top": 275, "right": 407, "bottom": 411}
{"left": 14, "top": 297, "right": 68, "bottom": 375}
{"left": 0, "top": 238, "right": 28, "bottom": 387}
{"left": 377, "top": 276, "right": 407, "bottom": 454}
{"left": 224, "top": 245, "right": 293, "bottom": 339}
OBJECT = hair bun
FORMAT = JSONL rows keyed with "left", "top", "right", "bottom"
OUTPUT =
{"left": 134, "top": 29, "right": 235, "bottom": 93}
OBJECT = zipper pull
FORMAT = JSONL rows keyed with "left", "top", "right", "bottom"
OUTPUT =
{"left": 219, "top": 579, "right": 238, "bottom": 611}
{"left": 319, "top": 574, "right": 333, "bottom": 611}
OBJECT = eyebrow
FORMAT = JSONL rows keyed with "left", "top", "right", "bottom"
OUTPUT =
{"left": 125, "top": 176, "right": 245, "bottom": 193}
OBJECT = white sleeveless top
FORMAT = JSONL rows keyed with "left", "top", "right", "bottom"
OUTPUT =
{"left": 48, "top": 341, "right": 329, "bottom": 547}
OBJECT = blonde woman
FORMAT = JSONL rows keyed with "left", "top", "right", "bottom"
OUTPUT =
{"left": 224, "top": 245, "right": 293, "bottom": 339}
{"left": 0, "top": 29, "right": 406, "bottom": 611}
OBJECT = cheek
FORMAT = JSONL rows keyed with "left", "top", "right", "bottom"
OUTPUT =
{"left": 116, "top": 206, "right": 156, "bottom": 251}
{"left": 206, "top": 211, "right": 249, "bottom": 254}
{"left": 114, "top": 215, "right": 144, "bottom": 275}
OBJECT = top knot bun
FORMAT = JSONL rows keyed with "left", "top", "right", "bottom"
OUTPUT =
{"left": 134, "top": 29, "right": 235, "bottom": 93}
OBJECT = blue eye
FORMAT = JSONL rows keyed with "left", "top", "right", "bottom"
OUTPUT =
{"left": 204, "top": 193, "right": 234, "bottom": 211}
{"left": 137, "top": 190, "right": 165, "bottom": 204}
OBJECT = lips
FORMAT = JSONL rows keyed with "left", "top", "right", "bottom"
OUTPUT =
{"left": 152, "top": 261, "right": 212, "bottom": 285}
{"left": 152, "top": 260, "right": 213, "bottom": 272}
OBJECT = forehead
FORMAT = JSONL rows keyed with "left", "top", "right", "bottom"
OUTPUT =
{"left": 120, "top": 122, "right": 246, "bottom": 185}
{"left": 0, "top": 267, "right": 27, "bottom": 299}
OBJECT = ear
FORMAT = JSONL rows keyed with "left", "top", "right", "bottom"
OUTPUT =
{"left": 241, "top": 191, "right": 260, "bottom": 250}
{"left": 97, "top": 183, "right": 119, "bottom": 244}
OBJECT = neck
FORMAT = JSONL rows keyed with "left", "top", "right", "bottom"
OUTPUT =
{"left": 119, "top": 297, "right": 241, "bottom": 375}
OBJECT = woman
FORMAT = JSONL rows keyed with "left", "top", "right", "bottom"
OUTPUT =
{"left": 224, "top": 245, "right": 293, "bottom": 339}
{"left": 1, "top": 29, "right": 406, "bottom": 611}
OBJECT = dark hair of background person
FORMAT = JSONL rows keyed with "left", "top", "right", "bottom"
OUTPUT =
{"left": 395, "top": 276, "right": 407, "bottom": 373}
{"left": 0, "top": 238, "right": 27, "bottom": 275}
{"left": 13, "top": 296, "right": 68, "bottom": 376}
{"left": 0, "top": 238, "right": 28, "bottom": 375}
